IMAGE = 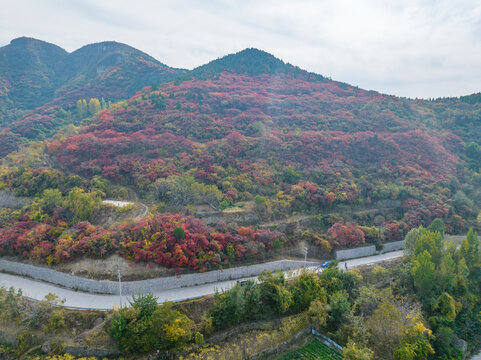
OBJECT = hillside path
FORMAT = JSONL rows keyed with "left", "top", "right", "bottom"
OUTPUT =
{"left": 135, "top": 201, "right": 149, "bottom": 219}
{"left": 259, "top": 206, "right": 397, "bottom": 228}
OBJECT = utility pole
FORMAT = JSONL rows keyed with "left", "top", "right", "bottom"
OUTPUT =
{"left": 303, "top": 247, "right": 308, "bottom": 267}
{"left": 118, "top": 269, "right": 122, "bottom": 308}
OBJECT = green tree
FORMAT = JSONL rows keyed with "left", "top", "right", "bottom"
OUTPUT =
{"left": 253, "top": 195, "right": 271, "bottom": 219}
{"left": 394, "top": 316, "right": 434, "bottom": 360}
{"left": 462, "top": 228, "right": 480, "bottom": 270}
{"left": 66, "top": 187, "right": 103, "bottom": 222}
{"left": 130, "top": 293, "right": 158, "bottom": 319}
{"left": 258, "top": 271, "right": 293, "bottom": 315}
{"left": 328, "top": 290, "right": 351, "bottom": 328}
{"left": 439, "top": 251, "right": 456, "bottom": 293}
{"left": 355, "top": 286, "right": 391, "bottom": 317}
{"left": 289, "top": 270, "right": 326, "bottom": 312}
{"left": 40, "top": 188, "right": 63, "bottom": 210}
{"left": 28, "top": 188, "right": 64, "bottom": 221}
{"left": 308, "top": 298, "right": 330, "bottom": 330}
{"left": 435, "top": 292, "right": 459, "bottom": 321}
{"left": 109, "top": 295, "right": 193, "bottom": 354}
{"left": 150, "top": 302, "right": 193, "bottom": 349}
{"left": 76, "top": 99, "right": 82, "bottom": 116}
{"left": 88, "top": 98, "right": 101, "bottom": 115}
{"left": 412, "top": 250, "right": 436, "bottom": 300}
{"left": 173, "top": 227, "right": 185, "bottom": 240}
{"left": 89, "top": 176, "right": 109, "bottom": 195}
{"left": 432, "top": 326, "right": 464, "bottom": 359}
{"left": 427, "top": 218, "right": 446, "bottom": 235}
{"left": 209, "top": 280, "right": 262, "bottom": 328}
{"left": 76, "top": 99, "right": 87, "bottom": 118}
{"left": 154, "top": 175, "right": 222, "bottom": 209}
{"left": 404, "top": 227, "right": 423, "bottom": 256}
{"left": 366, "top": 301, "right": 404, "bottom": 360}
{"left": 413, "top": 230, "right": 443, "bottom": 267}
{"left": 343, "top": 339, "right": 374, "bottom": 360}
{"left": 280, "top": 166, "right": 301, "bottom": 184}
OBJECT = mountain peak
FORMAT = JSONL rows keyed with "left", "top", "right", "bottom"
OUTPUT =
{"left": 10, "top": 36, "right": 44, "bottom": 45}
{"left": 233, "top": 47, "right": 281, "bottom": 61}
{"left": 74, "top": 40, "right": 143, "bottom": 54}
{"left": 185, "top": 47, "right": 299, "bottom": 79}
{"left": 70, "top": 40, "right": 165, "bottom": 67}
{"left": 8, "top": 36, "right": 67, "bottom": 52}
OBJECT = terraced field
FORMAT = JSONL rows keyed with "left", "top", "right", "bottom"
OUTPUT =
{"left": 278, "top": 338, "right": 343, "bottom": 360}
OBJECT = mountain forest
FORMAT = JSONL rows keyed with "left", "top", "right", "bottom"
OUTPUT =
{"left": 0, "top": 37, "right": 480, "bottom": 359}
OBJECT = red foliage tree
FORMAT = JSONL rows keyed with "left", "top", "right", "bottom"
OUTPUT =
{"left": 328, "top": 222, "right": 365, "bottom": 247}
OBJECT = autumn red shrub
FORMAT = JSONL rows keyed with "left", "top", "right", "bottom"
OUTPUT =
{"left": 327, "top": 222, "right": 365, "bottom": 247}
{"left": 117, "top": 214, "right": 283, "bottom": 269}
{"left": 381, "top": 220, "right": 409, "bottom": 241}
{"left": 0, "top": 211, "right": 284, "bottom": 270}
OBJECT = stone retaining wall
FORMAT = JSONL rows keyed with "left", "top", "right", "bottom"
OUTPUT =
{"left": 335, "top": 245, "right": 376, "bottom": 260}
{"left": 0, "top": 259, "right": 319, "bottom": 295}
{"left": 334, "top": 240, "right": 404, "bottom": 260}
{"left": 64, "top": 346, "right": 121, "bottom": 358}
{"left": 382, "top": 240, "right": 405, "bottom": 253}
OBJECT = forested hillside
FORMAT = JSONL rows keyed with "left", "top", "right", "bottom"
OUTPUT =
{"left": 0, "top": 42, "right": 480, "bottom": 271}
{"left": 0, "top": 37, "right": 185, "bottom": 127}
{"left": 0, "top": 37, "right": 481, "bottom": 360}
{"left": 48, "top": 49, "right": 481, "bottom": 236}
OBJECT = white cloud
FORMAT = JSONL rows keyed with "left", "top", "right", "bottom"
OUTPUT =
{"left": 1, "top": 0, "right": 480, "bottom": 98}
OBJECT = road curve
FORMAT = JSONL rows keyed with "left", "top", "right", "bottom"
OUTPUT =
{"left": 135, "top": 201, "right": 149, "bottom": 220}
{"left": 0, "top": 272, "right": 244, "bottom": 310}
{"left": 0, "top": 251, "right": 404, "bottom": 310}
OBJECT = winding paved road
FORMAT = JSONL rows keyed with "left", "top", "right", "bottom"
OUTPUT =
{"left": 337, "top": 250, "right": 403, "bottom": 270}
{"left": 0, "top": 251, "right": 404, "bottom": 310}
{"left": 0, "top": 272, "right": 243, "bottom": 310}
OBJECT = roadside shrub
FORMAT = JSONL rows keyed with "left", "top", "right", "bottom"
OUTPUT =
{"left": 109, "top": 294, "right": 194, "bottom": 353}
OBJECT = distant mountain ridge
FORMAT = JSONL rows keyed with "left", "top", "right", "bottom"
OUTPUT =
{"left": 0, "top": 37, "right": 480, "bottom": 180}
{"left": 0, "top": 37, "right": 67, "bottom": 111}
{"left": 0, "top": 37, "right": 185, "bottom": 124}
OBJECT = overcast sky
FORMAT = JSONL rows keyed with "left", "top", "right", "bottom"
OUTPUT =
{"left": 1, "top": 0, "right": 480, "bottom": 99}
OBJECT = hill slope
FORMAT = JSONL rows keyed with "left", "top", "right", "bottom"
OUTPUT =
{"left": 47, "top": 48, "right": 480, "bottom": 235}
{"left": 0, "top": 44, "right": 480, "bottom": 266}
{"left": 0, "top": 37, "right": 68, "bottom": 112}
{"left": 0, "top": 37, "right": 185, "bottom": 127}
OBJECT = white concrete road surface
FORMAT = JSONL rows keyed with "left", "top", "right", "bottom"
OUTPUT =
{"left": 471, "top": 351, "right": 481, "bottom": 360}
{"left": 337, "top": 250, "right": 404, "bottom": 270}
{"left": 0, "top": 272, "right": 244, "bottom": 310}
{"left": 0, "top": 251, "right": 404, "bottom": 310}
